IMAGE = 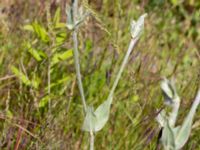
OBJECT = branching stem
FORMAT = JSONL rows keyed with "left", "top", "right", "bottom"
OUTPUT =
{"left": 71, "top": 0, "right": 95, "bottom": 149}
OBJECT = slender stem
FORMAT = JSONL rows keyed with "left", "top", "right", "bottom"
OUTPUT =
{"left": 73, "top": 0, "right": 79, "bottom": 19}
{"left": 72, "top": 31, "right": 87, "bottom": 113}
{"left": 72, "top": 0, "right": 87, "bottom": 113}
{"left": 71, "top": 1, "right": 94, "bottom": 149}
{"left": 66, "top": 79, "right": 76, "bottom": 113}
{"left": 90, "top": 130, "right": 94, "bottom": 150}
{"left": 107, "top": 37, "right": 139, "bottom": 101}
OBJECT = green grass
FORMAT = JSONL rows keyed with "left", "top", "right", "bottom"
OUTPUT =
{"left": 0, "top": 0, "right": 200, "bottom": 149}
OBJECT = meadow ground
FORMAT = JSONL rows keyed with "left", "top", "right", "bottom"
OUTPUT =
{"left": 0, "top": 0, "right": 200, "bottom": 149}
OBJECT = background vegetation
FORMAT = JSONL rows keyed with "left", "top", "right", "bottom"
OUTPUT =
{"left": 0, "top": 0, "right": 200, "bottom": 149}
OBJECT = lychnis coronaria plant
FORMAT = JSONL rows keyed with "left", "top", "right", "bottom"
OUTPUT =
{"left": 156, "top": 78, "right": 200, "bottom": 150}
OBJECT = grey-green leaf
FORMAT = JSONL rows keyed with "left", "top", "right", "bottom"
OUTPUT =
{"left": 161, "top": 120, "right": 176, "bottom": 150}
{"left": 156, "top": 110, "right": 167, "bottom": 127}
{"left": 131, "top": 13, "right": 147, "bottom": 39}
{"left": 66, "top": 5, "right": 74, "bottom": 30}
{"left": 93, "top": 96, "right": 112, "bottom": 131}
{"left": 82, "top": 96, "right": 113, "bottom": 132}
{"left": 175, "top": 91, "right": 200, "bottom": 149}
{"left": 160, "top": 78, "right": 177, "bottom": 105}
{"left": 82, "top": 106, "right": 97, "bottom": 131}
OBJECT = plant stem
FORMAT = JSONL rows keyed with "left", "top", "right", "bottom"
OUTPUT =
{"left": 71, "top": 0, "right": 87, "bottom": 113}
{"left": 72, "top": 30, "right": 87, "bottom": 113}
{"left": 90, "top": 130, "right": 94, "bottom": 150}
{"left": 70, "top": 1, "right": 98, "bottom": 149}
{"left": 71, "top": 0, "right": 94, "bottom": 149}
{"left": 107, "top": 37, "right": 139, "bottom": 101}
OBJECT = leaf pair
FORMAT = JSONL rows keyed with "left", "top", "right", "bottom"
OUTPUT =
{"left": 82, "top": 96, "right": 112, "bottom": 132}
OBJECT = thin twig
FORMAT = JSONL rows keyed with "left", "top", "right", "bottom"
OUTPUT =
{"left": 0, "top": 75, "right": 16, "bottom": 82}
{"left": 0, "top": 114, "right": 39, "bottom": 126}
{"left": 2, "top": 119, "right": 42, "bottom": 143}
{"left": 13, "top": 123, "right": 42, "bottom": 143}
{"left": 14, "top": 118, "right": 24, "bottom": 150}
{"left": 66, "top": 79, "right": 76, "bottom": 113}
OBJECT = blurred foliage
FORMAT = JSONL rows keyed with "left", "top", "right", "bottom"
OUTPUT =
{"left": 0, "top": 0, "right": 200, "bottom": 149}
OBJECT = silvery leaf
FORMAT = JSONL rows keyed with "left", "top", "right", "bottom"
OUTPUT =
{"left": 161, "top": 120, "right": 176, "bottom": 150}
{"left": 66, "top": 5, "right": 74, "bottom": 30}
{"left": 168, "top": 96, "right": 180, "bottom": 127}
{"left": 82, "top": 96, "right": 113, "bottom": 132}
{"left": 82, "top": 106, "right": 97, "bottom": 131}
{"left": 175, "top": 91, "right": 200, "bottom": 149}
{"left": 172, "top": 126, "right": 180, "bottom": 137}
{"left": 156, "top": 110, "right": 167, "bottom": 127}
{"left": 93, "top": 96, "right": 112, "bottom": 131}
{"left": 160, "top": 78, "right": 176, "bottom": 105}
{"left": 158, "top": 78, "right": 200, "bottom": 149}
{"left": 160, "top": 78, "right": 180, "bottom": 127}
{"left": 65, "top": 5, "right": 89, "bottom": 30}
{"left": 131, "top": 13, "right": 147, "bottom": 39}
